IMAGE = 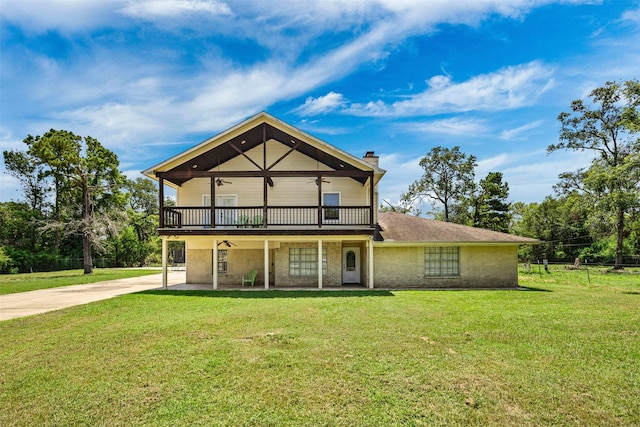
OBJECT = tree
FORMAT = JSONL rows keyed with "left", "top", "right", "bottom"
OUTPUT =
{"left": 25, "top": 130, "right": 124, "bottom": 274}
{"left": 2, "top": 150, "right": 49, "bottom": 213}
{"left": 401, "top": 146, "right": 477, "bottom": 222}
{"left": 511, "top": 195, "right": 592, "bottom": 263}
{"left": 549, "top": 80, "right": 640, "bottom": 269}
{"left": 472, "top": 172, "right": 511, "bottom": 232}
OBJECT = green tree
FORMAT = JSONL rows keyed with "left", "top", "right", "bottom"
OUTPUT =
{"left": 549, "top": 80, "right": 640, "bottom": 269}
{"left": 511, "top": 194, "right": 593, "bottom": 263}
{"left": 472, "top": 172, "right": 511, "bottom": 232}
{"left": 2, "top": 149, "right": 49, "bottom": 213}
{"left": 401, "top": 146, "right": 477, "bottom": 222}
{"left": 108, "top": 178, "right": 159, "bottom": 266}
{"left": 25, "top": 130, "right": 125, "bottom": 274}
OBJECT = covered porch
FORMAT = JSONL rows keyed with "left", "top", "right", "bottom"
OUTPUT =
{"left": 160, "top": 235, "right": 375, "bottom": 290}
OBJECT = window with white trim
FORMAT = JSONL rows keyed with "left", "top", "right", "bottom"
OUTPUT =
{"left": 213, "top": 249, "right": 228, "bottom": 275}
{"left": 289, "top": 247, "right": 328, "bottom": 276}
{"left": 424, "top": 247, "right": 459, "bottom": 277}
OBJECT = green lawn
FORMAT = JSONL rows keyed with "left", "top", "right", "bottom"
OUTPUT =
{"left": 1, "top": 266, "right": 639, "bottom": 426}
{"left": 0, "top": 268, "right": 161, "bottom": 295}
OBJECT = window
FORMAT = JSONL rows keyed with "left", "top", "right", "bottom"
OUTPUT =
{"left": 213, "top": 249, "right": 228, "bottom": 274}
{"left": 323, "top": 192, "right": 340, "bottom": 221}
{"left": 289, "top": 247, "right": 328, "bottom": 276}
{"left": 424, "top": 247, "right": 459, "bottom": 277}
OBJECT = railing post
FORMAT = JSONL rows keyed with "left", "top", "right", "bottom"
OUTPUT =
{"left": 369, "top": 171, "right": 374, "bottom": 227}
{"left": 159, "top": 177, "right": 165, "bottom": 228}
{"left": 263, "top": 176, "right": 268, "bottom": 228}
{"left": 211, "top": 177, "right": 216, "bottom": 228}
{"left": 317, "top": 177, "right": 323, "bottom": 228}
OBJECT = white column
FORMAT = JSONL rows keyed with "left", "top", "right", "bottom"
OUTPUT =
{"left": 212, "top": 240, "right": 218, "bottom": 290}
{"left": 318, "top": 239, "right": 323, "bottom": 289}
{"left": 368, "top": 237, "right": 374, "bottom": 289}
{"left": 264, "top": 239, "right": 269, "bottom": 289}
{"left": 161, "top": 236, "right": 168, "bottom": 290}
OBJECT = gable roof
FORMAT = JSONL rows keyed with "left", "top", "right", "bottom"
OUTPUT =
{"left": 375, "top": 212, "right": 539, "bottom": 245}
{"left": 143, "top": 112, "right": 385, "bottom": 187}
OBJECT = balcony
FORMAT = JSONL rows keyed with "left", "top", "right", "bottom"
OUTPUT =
{"left": 160, "top": 205, "right": 373, "bottom": 235}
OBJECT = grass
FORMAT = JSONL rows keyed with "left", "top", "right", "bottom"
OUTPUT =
{"left": 0, "top": 268, "right": 161, "bottom": 295}
{"left": 0, "top": 266, "right": 639, "bottom": 426}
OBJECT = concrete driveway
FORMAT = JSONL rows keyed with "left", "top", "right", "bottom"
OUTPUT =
{"left": 0, "top": 271, "right": 185, "bottom": 321}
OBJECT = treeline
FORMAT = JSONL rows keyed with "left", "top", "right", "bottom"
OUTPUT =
{"left": 388, "top": 80, "right": 640, "bottom": 268}
{"left": 1, "top": 80, "right": 638, "bottom": 272}
{"left": 1, "top": 130, "right": 163, "bottom": 273}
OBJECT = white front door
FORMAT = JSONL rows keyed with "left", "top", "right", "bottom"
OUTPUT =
{"left": 216, "top": 195, "right": 237, "bottom": 227}
{"left": 203, "top": 195, "right": 237, "bottom": 227}
{"left": 342, "top": 247, "right": 360, "bottom": 284}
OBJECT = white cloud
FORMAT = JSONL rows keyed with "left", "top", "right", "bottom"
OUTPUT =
{"left": 346, "top": 62, "right": 556, "bottom": 117}
{"left": 119, "top": 0, "right": 232, "bottom": 20}
{"left": 480, "top": 149, "right": 594, "bottom": 203}
{"left": 294, "top": 92, "right": 348, "bottom": 116}
{"left": 376, "top": 152, "right": 424, "bottom": 206}
{"left": 404, "top": 118, "right": 489, "bottom": 136}
{"left": 499, "top": 120, "right": 545, "bottom": 140}
{"left": 621, "top": 7, "right": 640, "bottom": 24}
{"left": 0, "top": 0, "right": 121, "bottom": 33}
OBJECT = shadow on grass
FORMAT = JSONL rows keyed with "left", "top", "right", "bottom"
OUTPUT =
{"left": 622, "top": 291, "right": 640, "bottom": 295}
{"left": 138, "top": 289, "right": 395, "bottom": 299}
{"left": 517, "top": 286, "right": 553, "bottom": 292}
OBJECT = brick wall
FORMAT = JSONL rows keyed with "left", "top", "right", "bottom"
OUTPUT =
{"left": 273, "top": 241, "right": 341, "bottom": 287}
{"left": 373, "top": 245, "right": 519, "bottom": 288}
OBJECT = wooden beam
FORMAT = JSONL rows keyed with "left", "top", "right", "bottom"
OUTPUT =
{"left": 369, "top": 171, "right": 374, "bottom": 226}
{"left": 317, "top": 179, "right": 322, "bottom": 228}
{"left": 157, "top": 169, "right": 372, "bottom": 179}
{"left": 228, "top": 141, "right": 263, "bottom": 171}
{"left": 266, "top": 140, "right": 302, "bottom": 170}
{"left": 159, "top": 177, "right": 165, "bottom": 228}
{"left": 211, "top": 177, "right": 216, "bottom": 228}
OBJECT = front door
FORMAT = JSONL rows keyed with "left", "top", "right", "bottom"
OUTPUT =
{"left": 203, "top": 195, "right": 237, "bottom": 227}
{"left": 342, "top": 247, "right": 360, "bottom": 284}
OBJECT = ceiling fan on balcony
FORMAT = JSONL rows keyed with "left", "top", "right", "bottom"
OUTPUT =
{"left": 307, "top": 149, "right": 330, "bottom": 185}
{"left": 307, "top": 177, "right": 330, "bottom": 185}
{"left": 215, "top": 156, "right": 232, "bottom": 186}
{"left": 217, "top": 240, "right": 237, "bottom": 248}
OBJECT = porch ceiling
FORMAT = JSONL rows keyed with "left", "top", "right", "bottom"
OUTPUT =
{"left": 164, "top": 123, "right": 365, "bottom": 186}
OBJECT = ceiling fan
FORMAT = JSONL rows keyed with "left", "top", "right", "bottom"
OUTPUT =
{"left": 217, "top": 240, "right": 237, "bottom": 248}
{"left": 312, "top": 177, "right": 330, "bottom": 185}
{"left": 215, "top": 156, "right": 232, "bottom": 186}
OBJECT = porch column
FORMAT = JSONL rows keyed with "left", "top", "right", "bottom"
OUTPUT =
{"left": 368, "top": 237, "right": 374, "bottom": 289}
{"left": 212, "top": 239, "right": 218, "bottom": 290}
{"left": 264, "top": 239, "right": 269, "bottom": 289}
{"left": 161, "top": 236, "right": 168, "bottom": 290}
{"left": 318, "top": 239, "right": 323, "bottom": 289}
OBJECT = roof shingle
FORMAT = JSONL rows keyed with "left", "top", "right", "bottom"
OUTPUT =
{"left": 376, "top": 211, "right": 538, "bottom": 244}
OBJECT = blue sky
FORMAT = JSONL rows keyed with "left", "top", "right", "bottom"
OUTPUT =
{"left": 1, "top": 0, "right": 639, "bottom": 210}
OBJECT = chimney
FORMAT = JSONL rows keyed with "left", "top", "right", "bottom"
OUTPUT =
{"left": 362, "top": 151, "right": 379, "bottom": 167}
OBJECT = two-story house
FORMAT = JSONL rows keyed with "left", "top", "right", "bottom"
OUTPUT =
{"left": 143, "top": 112, "right": 537, "bottom": 290}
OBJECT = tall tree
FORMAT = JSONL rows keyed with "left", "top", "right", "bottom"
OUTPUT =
{"left": 401, "top": 146, "right": 477, "bottom": 222}
{"left": 472, "top": 172, "right": 511, "bottom": 232}
{"left": 26, "top": 130, "right": 124, "bottom": 274}
{"left": 2, "top": 150, "right": 49, "bottom": 213}
{"left": 2, "top": 150, "right": 49, "bottom": 251}
{"left": 548, "top": 80, "right": 640, "bottom": 269}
